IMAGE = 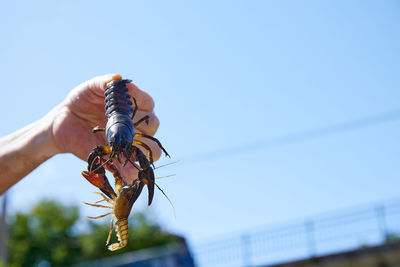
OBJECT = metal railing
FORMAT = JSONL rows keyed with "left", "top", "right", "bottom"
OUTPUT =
{"left": 192, "top": 198, "right": 400, "bottom": 267}
{"left": 70, "top": 243, "right": 195, "bottom": 267}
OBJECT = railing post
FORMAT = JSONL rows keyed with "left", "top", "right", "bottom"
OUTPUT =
{"left": 305, "top": 220, "right": 316, "bottom": 257}
{"left": 241, "top": 234, "right": 252, "bottom": 267}
{"left": 376, "top": 206, "right": 388, "bottom": 242}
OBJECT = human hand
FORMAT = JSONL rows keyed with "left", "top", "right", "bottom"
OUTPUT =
{"left": 50, "top": 74, "right": 161, "bottom": 184}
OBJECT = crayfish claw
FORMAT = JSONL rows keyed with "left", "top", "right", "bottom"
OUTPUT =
{"left": 82, "top": 171, "right": 116, "bottom": 200}
{"left": 147, "top": 182, "right": 154, "bottom": 206}
{"left": 135, "top": 149, "right": 155, "bottom": 206}
{"left": 138, "top": 168, "right": 155, "bottom": 206}
{"left": 128, "top": 182, "right": 144, "bottom": 206}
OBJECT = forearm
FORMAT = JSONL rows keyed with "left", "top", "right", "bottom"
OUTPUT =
{"left": 0, "top": 111, "right": 60, "bottom": 194}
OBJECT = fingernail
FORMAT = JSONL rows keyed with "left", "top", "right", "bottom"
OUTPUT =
{"left": 105, "top": 74, "right": 122, "bottom": 86}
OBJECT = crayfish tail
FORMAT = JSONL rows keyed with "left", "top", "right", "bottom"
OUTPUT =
{"left": 108, "top": 218, "right": 128, "bottom": 251}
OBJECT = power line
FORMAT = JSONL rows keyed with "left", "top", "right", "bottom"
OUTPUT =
{"left": 184, "top": 108, "right": 400, "bottom": 163}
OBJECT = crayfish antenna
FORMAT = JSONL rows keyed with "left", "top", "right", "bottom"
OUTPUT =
{"left": 91, "top": 157, "right": 113, "bottom": 173}
{"left": 156, "top": 174, "right": 176, "bottom": 180}
{"left": 116, "top": 153, "right": 122, "bottom": 164}
{"left": 127, "top": 157, "right": 141, "bottom": 171}
{"left": 154, "top": 160, "right": 180, "bottom": 170}
{"left": 155, "top": 183, "right": 176, "bottom": 219}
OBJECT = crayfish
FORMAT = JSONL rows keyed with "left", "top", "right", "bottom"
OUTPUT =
{"left": 81, "top": 77, "right": 169, "bottom": 251}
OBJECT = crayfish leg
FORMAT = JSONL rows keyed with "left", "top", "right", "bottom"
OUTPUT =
{"left": 133, "top": 115, "right": 150, "bottom": 127}
{"left": 134, "top": 133, "right": 170, "bottom": 158}
{"left": 93, "top": 192, "right": 113, "bottom": 204}
{"left": 82, "top": 202, "right": 112, "bottom": 209}
{"left": 133, "top": 140, "right": 154, "bottom": 166}
{"left": 106, "top": 216, "right": 115, "bottom": 246}
{"left": 86, "top": 212, "right": 113, "bottom": 220}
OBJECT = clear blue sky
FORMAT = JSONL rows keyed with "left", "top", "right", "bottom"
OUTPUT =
{"left": 1, "top": 0, "right": 400, "bottom": 248}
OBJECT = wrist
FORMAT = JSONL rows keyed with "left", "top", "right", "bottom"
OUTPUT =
{"left": 2, "top": 113, "right": 61, "bottom": 162}
{"left": 39, "top": 105, "right": 64, "bottom": 158}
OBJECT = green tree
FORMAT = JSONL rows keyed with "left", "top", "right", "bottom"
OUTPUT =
{"left": 8, "top": 200, "right": 80, "bottom": 267}
{"left": 7, "top": 200, "right": 183, "bottom": 267}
